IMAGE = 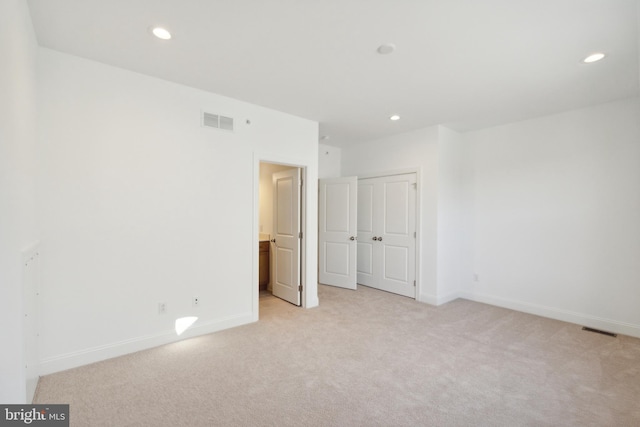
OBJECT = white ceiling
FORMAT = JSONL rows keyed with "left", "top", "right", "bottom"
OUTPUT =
{"left": 27, "top": 0, "right": 640, "bottom": 147}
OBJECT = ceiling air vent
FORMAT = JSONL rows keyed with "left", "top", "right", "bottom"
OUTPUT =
{"left": 202, "top": 111, "right": 234, "bottom": 132}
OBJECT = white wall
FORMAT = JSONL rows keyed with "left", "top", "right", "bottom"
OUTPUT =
{"left": 342, "top": 127, "right": 441, "bottom": 302}
{"left": 0, "top": 0, "right": 39, "bottom": 403}
{"left": 462, "top": 97, "right": 640, "bottom": 337}
{"left": 436, "top": 127, "right": 466, "bottom": 303}
{"left": 37, "top": 48, "right": 319, "bottom": 374}
{"left": 343, "top": 99, "right": 640, "bottom": 339}
{"left": 318, "top": 143, "right": 342, "bottom": 179}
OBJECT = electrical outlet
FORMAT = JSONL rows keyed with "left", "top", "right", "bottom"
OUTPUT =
{"left": 193, "top": 296, "right": 199, "bottom": 308}
{"left": 158, "top": 303, "right": 166, "bottom": 314}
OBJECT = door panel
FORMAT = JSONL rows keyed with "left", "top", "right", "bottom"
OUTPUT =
{"left": 357, "top": 241, "right": 374, "bottom": 286}
{"left": 318, "top": 177, "right": 357, "bottom": 289}
{"left": 276, "top": 178, "right": 294, "bottom": 235}
{"left": 276, "top": 247, "right": 293, "bottom": 285}
{"left": 325, "top": 183, "right": 350, "bottom": 232}
{"left": 357, "top": 173, "right": 416, "bottom": 298}
{"left": 357, "top": 183, "right": 374, "bottom": 233}
{"left": 272, "top": 168, "right": 301, "bottom": 305}
{"left": 325, "top": 242, "right": 350, "bottom": 275}
{"left": 384, "top": 245, "right": 409, "bottom": 282}
{"left": 383, "top": 181, "right": 410, "bottom": 235}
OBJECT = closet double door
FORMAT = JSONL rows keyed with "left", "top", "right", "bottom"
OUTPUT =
{"left": 357, "top": 173, "right": 417, "bottom": 298}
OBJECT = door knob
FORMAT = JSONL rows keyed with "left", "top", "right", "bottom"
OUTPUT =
{"left": 372, "top": 236, "right": 378, "bottom": 241}
{"left": 378, "top": 237, "right": 382, "bottom": 242}
{"left": 270, "top": 239, "right": 276, "bottom": 243}
{"left": 349, "top": 236, "right": 356, "bottom": 241}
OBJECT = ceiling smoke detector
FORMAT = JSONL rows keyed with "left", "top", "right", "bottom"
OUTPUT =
{"left": 377, "top": 43, "right": 396, "bottom": 54}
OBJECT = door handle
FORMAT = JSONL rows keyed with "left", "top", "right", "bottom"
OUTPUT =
{"left": 349, "top": 236, "right": 357, "bottom": 241}
{"left": 378, "top": 237, "right": 382, "bottom": 242}
{"left": 372, "top": 236, "right": 378, "bottom": 241}
{"left": 270, "top": 239, "right": 276, "bottom": 243}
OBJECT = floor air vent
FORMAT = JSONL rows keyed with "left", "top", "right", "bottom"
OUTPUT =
{"left": 202, "top": 112, "right": 234, "bottom": 131}
{"left": 582, "top": 327, "right": 617, "bottom": 337}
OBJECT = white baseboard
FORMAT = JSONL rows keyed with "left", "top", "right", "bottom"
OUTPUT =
{"left": 419, "top": 291, "right": 461, "bottom": 306}
{"left": 459, "top": 291, "right": 640, "bottom": 339}
{"left": 39, "top": 313, "right": 254, "bottom": 376}
{"left": 418, "top": 293, "right": 438, "bottom": 305}
{"left": 435, "top": 291, "right": 461, "bottom": 306}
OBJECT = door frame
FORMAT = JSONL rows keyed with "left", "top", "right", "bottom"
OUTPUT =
{"left": 252, "top": 152, "right": 316, "bottom": 321}
{"left": 356, "top": 167, "right": 421, "bottom": 301}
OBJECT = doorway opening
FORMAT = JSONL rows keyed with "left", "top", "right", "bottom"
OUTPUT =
{"left": 256, "top": 160, "right": 306, "bottom": 316}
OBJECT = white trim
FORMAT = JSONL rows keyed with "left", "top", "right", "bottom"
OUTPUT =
{"left": 460, "top": 291, "right": 640, "bottom": 339}
{"left": 253, "top": 152, "right": 317, "bottom": 311}
{"left": 419, "top": 291, "right": 460, "bottom": 306}
{"left": 39, "top": 313, "right": 253, "bottom": 375}
{"left": 418, "top": 293, "right": 438, "bottom": 305}
{"left": 436, "top": 291, "right": 461, "bottom": 305}
{"left": 356, "top": 167, "right": 422, "bottom": 181}
{"left": 22, "top": 241, "right": 41, "bottom": 403}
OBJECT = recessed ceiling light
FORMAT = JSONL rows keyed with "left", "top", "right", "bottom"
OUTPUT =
{"left": 389, "top": 115, "right": 400, "bottom": 121}
{"left": 377, "top": 43, "right": 396, "bottom": 55}
{"left": 152, "top": 27, "right": 172, "bottom": 40}
{"left": 583, "top": 52, "right": 605, "bottom": 63}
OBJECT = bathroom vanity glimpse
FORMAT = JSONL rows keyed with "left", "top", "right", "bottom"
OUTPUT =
{"left": 259, "top": 238, "right": 270, "bottom": 290}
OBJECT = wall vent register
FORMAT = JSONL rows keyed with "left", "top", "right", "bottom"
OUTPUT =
{"left": 202, "top": 111, "right": 234, "bottom": 131}
{"left": 582, "top": 326, "right": 617, "bottom": 337}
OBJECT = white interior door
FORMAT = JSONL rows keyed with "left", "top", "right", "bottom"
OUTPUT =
{"left": 319, "top": 177, "right": 357, "bottom": 289}
{"left": 357, "top": 173, "right": 416, "bottom": 298}
{"left": 356, "top": 179, "right": 376, "bottom": 287}
{"left": 272, "top": 168, "right": 301, "bottom": 305}
{"left": 378, "top": 174, "right": 416, "bottom": 297}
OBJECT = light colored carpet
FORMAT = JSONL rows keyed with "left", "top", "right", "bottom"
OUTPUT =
{"left": 34, "top": 285, "right": 640, "bottom": 426}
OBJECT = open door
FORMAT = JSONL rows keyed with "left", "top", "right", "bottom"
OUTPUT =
{"left": 319, "top": 177, "right": 357, "bottom": 289}
{"left": 271, "top": 168, "right": 301, "bottom": 305}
